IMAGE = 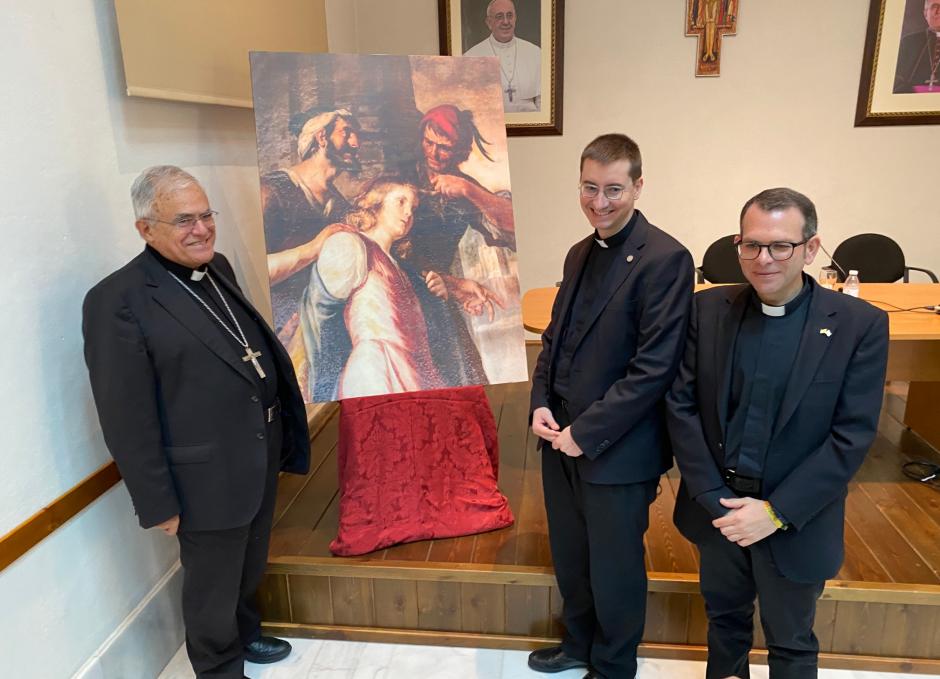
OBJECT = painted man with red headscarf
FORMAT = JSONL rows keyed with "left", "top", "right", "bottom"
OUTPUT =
{"left": 398, "top": 104, "right": 516, "bottom": 386}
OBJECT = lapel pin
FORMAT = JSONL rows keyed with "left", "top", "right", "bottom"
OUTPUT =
{"left": 819, "top": 328, "right": 832, "bottom": 337}
{"left": 626, "top": 255, "right": 634, "bottom": 263}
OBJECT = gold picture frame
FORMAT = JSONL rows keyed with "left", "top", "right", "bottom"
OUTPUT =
{"left": 856, "top": 0, "right": 940, "bottom": 126}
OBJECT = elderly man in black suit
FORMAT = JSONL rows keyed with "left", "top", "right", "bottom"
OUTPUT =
{"left": 667, "top": 188, "right": 889, "bottom": 679}
{"left": 82, "top": 166, "right": 310, "bottom": 679}
{"left": 528, "top": 134, "right": 694, "bottom": 679}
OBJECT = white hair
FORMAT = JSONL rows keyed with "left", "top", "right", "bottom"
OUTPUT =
{"left": 486, "top": 0, "right": 515, "bottom": 16}
{"left": 296, "top": 109, "right": 354, "bottom": 161}
{"left": 130, "top": 165, "right": 200, "bottom": 220}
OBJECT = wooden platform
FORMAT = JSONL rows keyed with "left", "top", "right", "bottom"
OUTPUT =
{"left": 259, "top": 348, "right": 940, "bottom": 674}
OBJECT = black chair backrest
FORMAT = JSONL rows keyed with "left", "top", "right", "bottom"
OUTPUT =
{"left": 831, "top": 233, "right": 905, "bottom": 282}
{"left": 700, "top": 234, "right": 748, "bottom": 283}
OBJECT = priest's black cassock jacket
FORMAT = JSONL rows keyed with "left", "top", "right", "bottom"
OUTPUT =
{"left": 82, "top": 247, "right": 309, "bottom": 678}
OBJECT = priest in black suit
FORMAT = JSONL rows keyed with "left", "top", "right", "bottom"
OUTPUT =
{"left": 528, "top": 134, "right": 694, "bottom": 679}
{"left": 82, "top": 166, "right": 310, "bottom": 679}
{"left": 667, "top": 188, "right": 889, "bottom": 679}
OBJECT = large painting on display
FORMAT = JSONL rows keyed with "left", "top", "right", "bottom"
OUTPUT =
{"left": 249, "top": 52, "right": 528, "bottom": 402}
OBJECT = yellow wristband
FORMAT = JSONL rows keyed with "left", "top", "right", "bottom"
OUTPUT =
{"left": 763, "top": 501, "right": 786, "bottom": 530}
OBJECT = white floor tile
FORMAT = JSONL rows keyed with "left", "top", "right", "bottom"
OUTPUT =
{"left": 158, "top": 638, "right": 931, "bottom": 679}
{"left": 157, "top": 644, "right": 194, "bottom": 679}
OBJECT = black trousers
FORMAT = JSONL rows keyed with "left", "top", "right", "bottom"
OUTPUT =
{"left": 542, "top": 447, "right": 658, "bottom": 679}
{"left": 698, "top": 530, "right": 825, "bottom": 679}
{"left": 177, "top": 417, "right": 283, "bottom": 679}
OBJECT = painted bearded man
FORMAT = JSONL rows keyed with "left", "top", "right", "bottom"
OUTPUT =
{"left": 398, "top": 104, "right": 516, "bottom": 386}
{"left": 260, "top": 108, "right": 361, "bottom": 336}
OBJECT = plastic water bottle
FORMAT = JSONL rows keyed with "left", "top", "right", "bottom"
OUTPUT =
{"left": 844, "top": 270, "right": 860, "bottom": 297}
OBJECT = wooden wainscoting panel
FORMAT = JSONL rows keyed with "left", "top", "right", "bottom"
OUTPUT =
{"left": 460, "top": 582, "right": 505, "bottom": 634}
{"left": 504, "top": 584, "right": 551, "bottom": 637}
{"left": 830, "top": 601, "right": 888, "bottom": 656}
{"left": 416, "top": 580, "right": 461, "bottom": 631}
{"left": 257, "top": 573, "right": 292, "bottom": 623}
{"left": 880, "top": 604, "right": 938, "bottom": 658}
{"left": 686, "top": 594, "right": 708, "bottom": 645}
{"left": 642, "top": 592, "right": 690, "bottom": 644}
{"left": 372, "top": 577, "right": 420, "bottom": 629}
{"left": 548, "top": 585, "right": 564, "bottom": 638}
{"left": 330, "top": 576, "right": 375, "bottom": 627}
{"left": 288, "top": 574, "right": 333, "bottom": 625}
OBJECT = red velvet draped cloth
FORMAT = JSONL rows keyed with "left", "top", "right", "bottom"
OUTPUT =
{"left": 329, "top": 386, "right": 515, "bottom": 556}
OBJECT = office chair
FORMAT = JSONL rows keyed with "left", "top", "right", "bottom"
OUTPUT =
{"left": 696, "top": 234, "right": 748, "bottom": 284}
{"left": 831, "top": 233, "right": 938, "bottom": 283}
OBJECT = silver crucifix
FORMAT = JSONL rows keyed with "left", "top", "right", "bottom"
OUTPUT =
{"left": 505, "top": 84, "right": 515, "bottom": 102}
{"left": 242, "top": 346, "right": 266, "bottom": 379}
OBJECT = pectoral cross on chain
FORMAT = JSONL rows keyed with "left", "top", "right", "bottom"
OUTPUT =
{"left": 242, "top": 346, "right": 266, "bottom": 379}
{"left": 505, "top": 84, "right": 515, "bottom": 102}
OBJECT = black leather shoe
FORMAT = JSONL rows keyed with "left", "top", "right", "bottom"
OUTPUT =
{"left": 244, "top": 636, "right": 291, "bottom": 664}
{"left": 527, "top": 645, "right": 588, "bottom": 673}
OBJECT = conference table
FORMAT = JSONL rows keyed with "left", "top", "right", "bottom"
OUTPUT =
{"left": 521, "top": 283, "right": 940, "bottom": 450}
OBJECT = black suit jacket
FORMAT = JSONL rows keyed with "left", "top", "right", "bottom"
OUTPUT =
{"left": 530, "top": 211, "right": 694, "bottom": 484}
{"left": 666, "top": 280, "right": 889, "bottom": 582}
{"left": 82, "top": 249, "right": 310, "bottom": 532}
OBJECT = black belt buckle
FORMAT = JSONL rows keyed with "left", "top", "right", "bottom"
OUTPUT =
{"left": 266, "top": 398, "right": 281, "bottom": 423}
{"left": 723, "top": 468, "right": 762, "bottom": 496}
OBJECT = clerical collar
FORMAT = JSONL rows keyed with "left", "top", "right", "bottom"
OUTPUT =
{"left": 752, "top": 274, "right": 812, "bottom": 317}
{"left": 594, "top": 211, "right": 637, "bottom": 249}
{"left": 146, "top": 245, "right": 209, "bottom": 282}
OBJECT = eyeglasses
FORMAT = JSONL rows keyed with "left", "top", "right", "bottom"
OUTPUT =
{"left": 149, "top": 210, "right": 218, "bottom": 230}
{"left": 736, "top": 239, "right": 808, "bottom": 261}
{"left": 488, "top": 11, "right": 515, "bottom": 21}
{"left": 579, "top": 183, "right": 629, "bottom": 201}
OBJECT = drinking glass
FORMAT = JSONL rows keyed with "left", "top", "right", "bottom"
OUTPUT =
{"left": 818, "top": 267, "right": 838, "bottom": 289}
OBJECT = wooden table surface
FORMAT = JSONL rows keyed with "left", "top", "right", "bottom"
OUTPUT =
{"left": 522, "top": 283, "right": 940, "bottom": 339}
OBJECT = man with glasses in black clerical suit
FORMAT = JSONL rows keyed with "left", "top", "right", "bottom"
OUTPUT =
{"left": 529, "top": 134, "right": 694, "bottom": 679}
{"left": 82, "top": 166, "right": 310, "bottom": 679}
{"left": 667, "top": 188, "right": 889, "bottom": 679}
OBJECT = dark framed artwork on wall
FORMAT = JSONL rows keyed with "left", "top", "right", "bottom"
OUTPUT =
{"left": 856, "top": 0, "right": 940, "bottom": 126}
{"left": 439, "top": 0, "right": 565, "bottom": 135}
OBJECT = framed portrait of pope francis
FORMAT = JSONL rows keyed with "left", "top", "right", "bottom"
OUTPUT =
{"left": 439, "top": 0, "right": 565, "bottom": 135}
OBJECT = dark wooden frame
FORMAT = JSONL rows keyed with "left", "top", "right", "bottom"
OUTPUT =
{"left": 856, "top": 0, "right": 940, "bottom": 126}
{"left": 438, "top": 0, "right": 565, "bottom": 136}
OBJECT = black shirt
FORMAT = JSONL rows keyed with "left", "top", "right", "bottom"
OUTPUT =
{"left": 147, "top": 246, "right": 280, "bottom": 406}
{"left": 552, "top": 211, "right": 638, "bottom": 402}
{"left": 725, "top": 276, "right": 813, "bottom": 478}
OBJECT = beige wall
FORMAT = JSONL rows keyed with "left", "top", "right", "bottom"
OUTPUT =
{"left": 331, "top": 0, "right": 940, "bottom": 292}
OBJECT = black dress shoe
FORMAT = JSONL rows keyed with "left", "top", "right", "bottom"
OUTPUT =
{"left": 528, "top": 645, "right": 589, "bottom": 673}
{"left": 244, "top": 636, "right": 292, "bottom": 664}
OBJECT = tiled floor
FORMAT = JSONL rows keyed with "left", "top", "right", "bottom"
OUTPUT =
{"left": 157, "top": 639, "right": 927, "bottom": 678}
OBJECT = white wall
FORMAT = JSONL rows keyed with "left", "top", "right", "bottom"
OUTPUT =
{"left": 340, "top": 0, "right": 940, "bottom": 290}
{"left": 0, "top": 1, "right": 269, "bottom": 676}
